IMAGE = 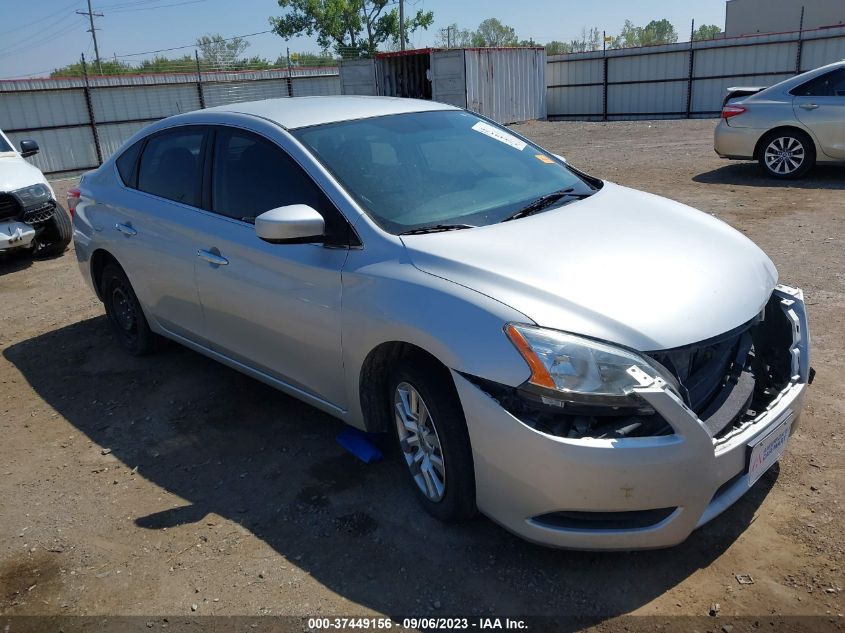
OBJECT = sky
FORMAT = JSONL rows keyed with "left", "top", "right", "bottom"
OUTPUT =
{"left": 0, "top": 0, "right": 728, "bottom": 78}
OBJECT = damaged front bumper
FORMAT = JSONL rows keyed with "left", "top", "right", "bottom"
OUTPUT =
{"left": 0, "top": 219, "right": 37, "bottom": 251}
{"left": 455, "top": 285, "right": 810, "bottom": 550}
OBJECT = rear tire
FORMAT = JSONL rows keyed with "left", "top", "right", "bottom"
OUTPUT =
{"left": 100, "top": 263, "right": 156, "bottom": 355}
{"left": 758, "top": 129, "right": 815, "bottom": 179}
{"left": 389, "top": 356, "right": 476, "bottom": 522}
{"left": 33, "top": 204, "right": 72, "bottom": 258}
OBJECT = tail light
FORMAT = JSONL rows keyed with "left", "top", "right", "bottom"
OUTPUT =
{"left": 721, "top": 105, "right": 747, "bottom": 119}
{"left": 67, "top": 186, "right": 81, "bottom": 217}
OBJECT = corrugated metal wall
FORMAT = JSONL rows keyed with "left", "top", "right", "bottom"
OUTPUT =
{"left": 464, "top": 48, "right": 546, "bottom": 124}
{"left": 0, "top": 68, "right": 341, "bottom": 175}
{"left": 547, "top": 25, "right": 845, "bottom": 120}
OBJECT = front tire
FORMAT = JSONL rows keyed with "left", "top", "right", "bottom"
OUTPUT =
{"left": 33, "top": 204, "right": 72, "bottom": 258}
{"left": 100, "top": 263, "right": 156, "bottom": 355}
{"left": 758, "top": 130, "right": 815, "bottom": 179}
{"left": 389, "top": 357, "right": 476, "bottom": 522}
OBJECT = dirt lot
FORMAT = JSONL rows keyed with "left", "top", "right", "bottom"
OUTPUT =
{"left": 1, "top": 119, "right": 843, "bottom": 629}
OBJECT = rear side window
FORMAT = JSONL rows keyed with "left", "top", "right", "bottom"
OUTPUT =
{"left": 137, "top": 129, "right": 205, "bottom": 206}
{"left": 792, "top": 68, "right": 845, "bottom": 97}
{"left": 116, "top": 140, "right": 143, "bottom": 187}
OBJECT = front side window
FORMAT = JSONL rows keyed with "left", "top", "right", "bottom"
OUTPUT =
{"left": 0, "top": 133, "right": 13, "bottom": 153}
{"left": 210, "top": 128, "right": 347, "bottom": 240}
{"left": 792, "top": 68, "right": 845, "bottom": 97}
{"left": 137, "top": 129, "right": 204, "bottom": 206}
{"left": 293, "top": 110, "right": 597, "bottom": 234}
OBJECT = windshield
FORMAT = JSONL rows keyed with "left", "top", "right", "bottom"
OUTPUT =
{"left": 293, "top": 110, "right": 597, "bottom": 234}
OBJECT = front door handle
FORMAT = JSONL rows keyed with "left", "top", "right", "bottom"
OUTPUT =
{"left": 799, "top": 103, "right": 819, "bottom": 110}
{"left": 115, "top": 223, "right": 137, "bottom": 236}
{"left": 197, "top": 249, "right": 229, "bottom": 266}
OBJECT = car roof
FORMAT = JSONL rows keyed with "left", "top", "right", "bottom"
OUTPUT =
{"left": 201, "top": 95, "right": 459, "bottom": 129}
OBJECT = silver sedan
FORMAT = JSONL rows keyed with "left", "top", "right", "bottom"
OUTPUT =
{"left": 714, "top": 60, "right": 845, "bottom": 178}
{"left": 72, "top": 96, "right": 811, "bottom": 549}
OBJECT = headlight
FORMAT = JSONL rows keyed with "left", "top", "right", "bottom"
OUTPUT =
{"left": 13, "top": 183, "right": 51, "bottom": 209}
{"left": 505, "top": 323, "right": 658, "bottom": 409}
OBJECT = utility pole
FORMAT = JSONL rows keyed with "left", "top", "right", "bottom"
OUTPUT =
{"left": 399, "top": 0, "right": 405, "bottom": 50}
{"left": 77, "top": 0, "right": 104, "bottom": 74}
{"left": 446, "top": 26, "right": 453, "bottom": 48}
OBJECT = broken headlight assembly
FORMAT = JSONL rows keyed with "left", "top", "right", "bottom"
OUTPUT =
{"left": 504, "top": 323, "right": 667, "bottom": 412}
{"left": 12, "top": 183, "right": 52, "bottom": 209}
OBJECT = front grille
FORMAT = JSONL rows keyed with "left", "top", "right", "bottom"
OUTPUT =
{"left": 22, "top": 202, "right": 55, "bottom": 225}
{"left": 0, "top": 193, "right": 21, "bottom": 221}
{"left": 646, "top": 324, "right": 752, "bottom": 415}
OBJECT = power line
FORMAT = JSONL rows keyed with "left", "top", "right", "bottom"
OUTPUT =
{"left": 0, "top": 0, "right": 81, "bottom": 37}
{"left": 108, "top": 0, "right": 206, "bottom": 13}
{"left": 77, "top": 0, "right": 104, "bottom": 74}
{"left": 115, "top": 29, "right": 274, "bottom": 58}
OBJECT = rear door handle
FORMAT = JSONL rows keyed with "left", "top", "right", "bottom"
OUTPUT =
{"left": 115, "top": 223, "right": 137, "bottom": 236}
{"left": 197, "top": 249, "right": 229, "bottom": 266}
{"left": 799, "top": 103, "right": 819, "bottom": 110}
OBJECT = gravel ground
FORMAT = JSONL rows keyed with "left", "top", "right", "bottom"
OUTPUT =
{"left": 0, "top": 119, "right": 843, "bottom": 629}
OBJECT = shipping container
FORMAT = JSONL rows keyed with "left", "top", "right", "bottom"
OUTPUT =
{"left": 340, "top": 47, "right": 547, "bottom": 124}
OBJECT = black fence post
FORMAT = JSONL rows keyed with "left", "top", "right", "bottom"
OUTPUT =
{"left": 686, "top": 19, "right": 695, "bottom": 118}
{"left": 195, "top": 50, "right": 206, "bottom": 108}
{"left": 81, "top": 53, "right": 103, "bottom": 166}
{"left": 286, "top": 46, "right": 294, "bottom": 97}
{"left": 795, "top": 6, "right": 805, "bottom": 73}
{"left": 602, "top": 57, "right": 608, "bottom": 122}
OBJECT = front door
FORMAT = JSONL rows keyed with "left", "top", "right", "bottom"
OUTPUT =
{"left": 193, "top": 127, "right": 349, "bottom": 408}
{"left": 793, "top": 67, "right": 845, "bottom": 160}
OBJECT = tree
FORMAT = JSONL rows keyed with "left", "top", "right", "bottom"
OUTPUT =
{"left": 567, "top": 27, "right": 602, "bottom": 52}
{"left": 196, "top": 33, "right": 250, "bottom": 68}
{"left": 545, "top": 41, "right": 570, "bottom": 55}
{"left": 470, "top": 18, "right": 518, "bottom": 47}
{"left": 639, "top": 19, "right": 678, "bottom": 45}
{"left": 434, "top": 23, "right": 472, "bottom": 48}
{"left": 277, "top": 51, "right": 339, "bottom": 67}
{"left": 610, "top": 18, "right": 678, "bottom": 48}
{"left": 270, "top": 0, "right": 433, "bottom": 58}
{"left": 693, "top": 24, "right": 722, "bottom": 40}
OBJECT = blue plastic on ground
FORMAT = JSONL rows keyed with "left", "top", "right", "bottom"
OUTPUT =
{"left": 336, "top": 427, "right": 384, "bottom": 464}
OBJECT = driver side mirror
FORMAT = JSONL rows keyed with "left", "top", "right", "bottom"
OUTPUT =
{"left": 20, "top": 139, "right": 39, "bottom": 158}
{"left": 255, "top": 204, "right": 325, "bottom": 244}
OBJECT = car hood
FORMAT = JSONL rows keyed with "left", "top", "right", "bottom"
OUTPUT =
{"left": 401, "top": 181, "right": 778, "bottom": 351}
{"left": 0, "top": 155, "right": 49, "bottom": 193}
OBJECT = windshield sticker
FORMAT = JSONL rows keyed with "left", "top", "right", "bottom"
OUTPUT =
{"left": 535, "top": 154, "right": 554, "bottom": 164}
{"left": 471, "top": 121, "right": 527, "bottom": 151}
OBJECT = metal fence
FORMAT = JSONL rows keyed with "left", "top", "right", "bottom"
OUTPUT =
{"left": 0, "top": 64, "right": 340, "bottom": 176}
{"left": 547, "top": 24, "right": 845, "bottom": 120}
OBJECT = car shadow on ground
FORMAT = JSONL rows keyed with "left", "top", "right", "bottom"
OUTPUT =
{"left": 693, "top": 163, "right": 845, "bottom": 189}
{"left": 4, "top": 316, "right": 779, "bottom": 624}
{"left": 0, "top": 250, "right": 33, "bottom": 275}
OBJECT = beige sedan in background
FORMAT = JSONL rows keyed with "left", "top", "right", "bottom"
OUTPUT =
{"left": 714, "top": 60, "right": 845, "bottom": 179}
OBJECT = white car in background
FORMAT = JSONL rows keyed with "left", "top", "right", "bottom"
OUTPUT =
{"left": 0, "top": 128, "right": 72, "bottom": 257}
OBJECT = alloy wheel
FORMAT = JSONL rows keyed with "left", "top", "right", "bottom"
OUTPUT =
{"left": 394, "top": 381, "right": 447, "bottom": 502}
{"left": 111, "top": 285, "right": 137, "bottom": 333}
{"left": 764, "top": 136, "right": 805, "bottom": 175}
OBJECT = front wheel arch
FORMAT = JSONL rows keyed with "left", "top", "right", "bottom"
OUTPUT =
{"left": 359, "top": 341, "right": 459, "bottom": 434}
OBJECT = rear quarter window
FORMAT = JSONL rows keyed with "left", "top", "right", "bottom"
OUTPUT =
{"left": 115, "top": 140, "right": 143, "bottom": 188}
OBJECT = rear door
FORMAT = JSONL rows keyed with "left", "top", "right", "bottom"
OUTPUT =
{"left": 104, "top": 126, "right": 209, "bottom": 343}
{"left": 792, "top": 67, "right": 845, "bottom": 160}
{"left": 192, "top": 126, "right": 350, "bottom": 408}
